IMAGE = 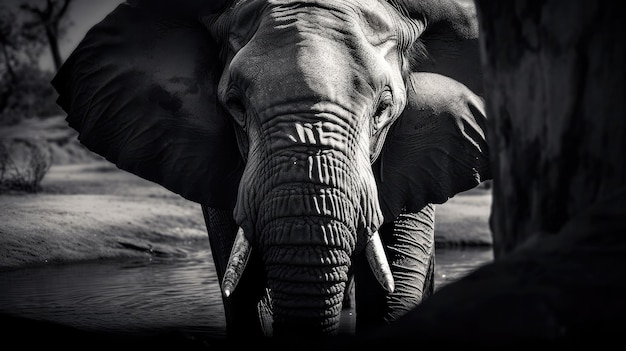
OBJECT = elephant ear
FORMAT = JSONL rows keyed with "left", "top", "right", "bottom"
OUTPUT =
{"left": 51, "top": 2, "right": 242, "bottom": 209}
{"left": 397, "top": 0, "right": 484, "bottom": 94}
{"left": 375, "top": 73, "right": 490, "bottom": 220}
{"left": 375, "top": 0, "right": 491, "bottom": 221}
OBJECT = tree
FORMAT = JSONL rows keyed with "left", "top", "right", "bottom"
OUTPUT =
{"left": 20, "top": 0, "right": 73, "bottom": 72}
{"left": 0, "top": 3, "right": 48, "bottom": 122}
{"left": 0, "top": 8, "right": 19, "bottom": 111}
{"left": 0, "top": 1, "right": 68, "bottom": 124}
{"left": 477, "top": 2, "right": 626, "bottom": 258}
{"left": 0, "top": 10, "right": 19, "bottom": 83}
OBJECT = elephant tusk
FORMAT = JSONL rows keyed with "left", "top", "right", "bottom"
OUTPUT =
{"left": 364, "top": 230, "right": 395, "bottom": 293}
{"left": 222, "top": 227, "right": 252, "bottom": 298}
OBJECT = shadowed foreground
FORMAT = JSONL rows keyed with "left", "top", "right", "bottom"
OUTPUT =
{"left": 0, "top": 313, "right": 225, "bottom": 350}
{"left": 343, "top": 190, "right": 626, "bottom": 348}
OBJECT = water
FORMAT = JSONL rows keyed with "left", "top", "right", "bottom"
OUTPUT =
{"left": 0, "top": 247, "right": 493, "bottom": 339}
{"left": 434, "top": 247, "right": 494, "bottom": 289}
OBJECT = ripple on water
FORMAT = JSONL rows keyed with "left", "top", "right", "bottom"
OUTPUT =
{"left": 0, "top": 247, "right": 493, "bottom": 337}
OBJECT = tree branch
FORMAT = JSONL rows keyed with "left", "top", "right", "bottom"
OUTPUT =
{"left": 19, "top": 4, "right": 45, "bottom": 19}
{"left": 53, "top": 0, "right": 73, "bottom": 22}
{"left": 45, "top": 0, "right": 53, "bottom": 19}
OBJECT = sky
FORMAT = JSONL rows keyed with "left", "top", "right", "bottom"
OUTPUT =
{"left": 38, "top": 0, "right": 125, "bottom": 71}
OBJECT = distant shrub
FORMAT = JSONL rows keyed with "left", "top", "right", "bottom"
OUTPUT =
{"left": 0, "top": 137, "right": 52, "bottom": 192}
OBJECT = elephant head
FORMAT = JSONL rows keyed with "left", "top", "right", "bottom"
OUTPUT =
{"left": 52, "top": 0, "right": 490, "bottom": 338}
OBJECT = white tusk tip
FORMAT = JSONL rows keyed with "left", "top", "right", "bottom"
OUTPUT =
{"left": 365, "top": 230, "right": 395, "bottom": 294}
{"left": 223, "top": 288, "right": 231, "bottom": 298}
{"left": 384, "top": 279, "right": 395, "bottom": 294}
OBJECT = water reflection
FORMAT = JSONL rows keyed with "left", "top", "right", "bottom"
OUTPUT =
{"left": 0, "top": 250, "right": 226, "bottom": 336}
{"left": 435, "top": 247, "right": 494, "bottom": 289}
{"left": 0, "top": 247, "right": 493, "bottom": 338}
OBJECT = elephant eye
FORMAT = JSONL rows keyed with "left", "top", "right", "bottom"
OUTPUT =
{"left": 224, "top": 90, "right": 247, "bottom": 128}
{"left": 372, "top": 90, "right": 393, "bottom": 133}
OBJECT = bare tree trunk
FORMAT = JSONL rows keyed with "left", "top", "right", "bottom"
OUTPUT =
{"left": 20, "top": 0, "right": 73, "bottom": 71}
{"left": 476, "top": 1, "right": 626, "bottom": 258}
{"left": 44, "top": 23, "right": 61, "bottom": 71}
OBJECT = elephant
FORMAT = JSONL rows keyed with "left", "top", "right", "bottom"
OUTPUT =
{"left": 51, "top": 0, "right": 491, "bottom": 339}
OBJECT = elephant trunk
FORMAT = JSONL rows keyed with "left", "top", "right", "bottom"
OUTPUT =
{"left": 259, "top": 192, "right": 356, "bottom": 337}
{"left": 230, "top": 110, "right": 386, "bottom": 336}
{"left": 259, "top": 191, "right": 357, "bottom": 337}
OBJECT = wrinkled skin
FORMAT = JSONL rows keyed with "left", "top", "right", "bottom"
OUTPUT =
{"left": 52, "top": 0, "right": 490, "bottom": 339}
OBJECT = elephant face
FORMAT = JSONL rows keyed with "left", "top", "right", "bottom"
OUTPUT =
{"left": 52, "top": 0, "right": 490, "bottom": 337}
{"left": 212, "top": 0, "right": 412, "bottom": 253}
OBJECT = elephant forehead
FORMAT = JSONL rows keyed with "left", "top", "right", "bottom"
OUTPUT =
{"left": 216, "top": 1, "right": 412, "bottom": 110}
{"left": 266, "top": 0, "right": 395, "bottom": 31}
{"left": 213, "top": 0, "right": 400, "bottom": 49}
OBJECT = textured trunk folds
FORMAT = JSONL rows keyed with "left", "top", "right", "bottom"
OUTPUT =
{"left": 260, "top": 196, "right": 354, "bottom": 336}
{"left": 268, "top": 250, "right": 349, "bottom": 336}
{"left": 238, "top": 120, "right": 378, "bottom": 336}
